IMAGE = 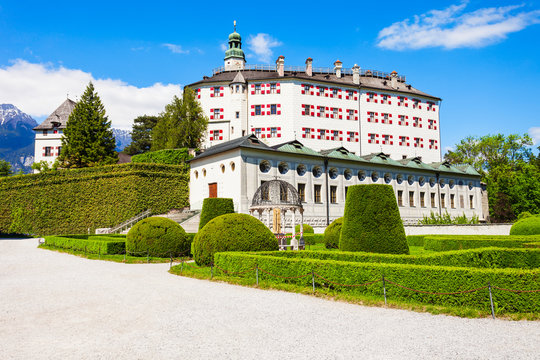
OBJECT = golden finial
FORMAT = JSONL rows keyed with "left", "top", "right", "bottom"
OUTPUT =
{"left": 234, "top": 20, "right": 237, "bottom": 32}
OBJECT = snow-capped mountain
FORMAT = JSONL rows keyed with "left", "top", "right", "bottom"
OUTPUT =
{"left": 0, "top": 104, "right": 38, "bottom": 173}
{"left": 112, "top": 128, "right": 132, "bottom": 152}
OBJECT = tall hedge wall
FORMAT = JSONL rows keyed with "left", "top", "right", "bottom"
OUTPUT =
{"left": 0, "top": 163, "right": 189, "bottom": 235}
{"left": 131, "top": 148, "right": 193, "bottom": 165}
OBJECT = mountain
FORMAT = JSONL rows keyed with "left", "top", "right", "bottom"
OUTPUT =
{"left": 0, "top": 104, "right": 37, "bottom": 173}
{"left": 113, "top": 128, "right": 132, "bottom": 152}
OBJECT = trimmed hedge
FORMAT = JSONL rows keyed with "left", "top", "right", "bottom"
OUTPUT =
{"left": 131, "top": 148, "right": 192, "bottom": 165}
{"left": 44, "top": 234, "right": 126, "bottom": 254}
{"left": 250, "top": 248, "right": 540, "bottom": 270}
{"left": 324, "top": 218, "right": 343, "bottom": 249}
{"left": 303, "top": 234, "right": 325, "bottom": 245}
{"left": 295, "top": 223, "right": 314, "bottom": 234}
{"left": 192, "top": 213, "right": 278, "bottom": 265}
{"left": 510, "top": 215, "right": 540, "bottom": 235}
{"left": 214, "top": 252, "right": 540, "bottom": 314}
{"left": 0, "top": 163, "right": 189, "bottom": 236}
{"left": 423, "top": 235, "right": 540, "bottom": 252}
{"left": 406, "top": 235, "right": 427, "bottom": 247}
{"left": 340, "top": 184, "right": 409, "bottom": 254}
{"left": 126, "top": 217, "right": 189, "bottom": 257}
{"left": 198, "top": 198, "right": 235, "bottom": 230}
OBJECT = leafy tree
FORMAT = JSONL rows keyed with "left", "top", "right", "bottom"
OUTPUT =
{"left": 0, "top": 160, "right": 12, "bottom": 177}
{"left": 124, "top": 115, "right": 159, "bottom": 155}
{"left": 151, "top": 87, "right": 208, "bottom": 150}
{"left": 58, "top": 82, "right": 117, "bottom": 168}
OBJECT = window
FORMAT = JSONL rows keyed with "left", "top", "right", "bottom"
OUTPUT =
{"left": 413, "top": 117, "right": 421, "bottom": 127}
{"left": 469, "top": 195, "right": 474, "bottom": 209}
{"left": 213, "top": 108, "right": 221, "bottom": 118}
{"left": 57, "top": 146, "right": 62, "bottom": 156}
{"left": 44, "top": 146, "right": 52, "bottom": 156}
{"left": 420, "top": 192, "right": 425, "bottom": 207}
{"left": 409, "top": 191, "right": 415, "bottom": 207}
{"left": 413, "top": 99, "right": 420, "bottom": 108}
{"left": 431, "top": 193, "right": 436, "bottom": 208}
{"left": 398, "top": 96, "right": 405, "bottom": 105}
{"left": 270, "top": 104, "right": 277, "bottom": 115}
{"left": 255, "top": 84, "right": 261, "bottom": 94}
{"left": 347, "top": 90, "right": 354, "bottom": 99}
{"left": 270, "top": 83, "right": 276, "bottom": 94}
{"left": 429, "top": 139, "right": 438, "bottom": 149}
{"left": 304, "top": 104, "right": 310, "bottom": 116}
{"left": 398, "top": 190, "right": 403, "bottom": 206}
{"left": 304, "top": 84, "right": 310, "bottom": 92}
{"left": 332, "top": 88, "right": 338, "bottom": 97}
{"left": 460, "top": 195, "right": 464, "bottom": 209}
{"left": 255, "top": 128, "right": 262, "bottom": 137}
{"left": 369, "top": 133, "right": 376, "bottom": 143}
{"left": 319, "top": 106, "right": 325, "bottom": 117}
{"left": 212, "top": 130, "right": 220, "bottom": 139}
{"left": 368, "top": 112, "right": 376, "bottom": 122}
{"left": 304, "top": 128, "right": 311, "bottom": 137}
{"left": 270, "top": 127, "right": 277, "bottom": 138}
{"left": 235, "top": 85, "right": 240, "bottom": 92}
{"left": 43, "top": 130, "right": 48, "bottom": 136}
{"left": 348, "top": 109, "right": 354, "bottom": 118}
{"left": 369, "top": 93, "right": 374, "bottom": 100}
{"left": 428, "top": 119, "right": 436, "bottom": 129}
{"left": 414, "top": 137, "right": 422, "bottom": 147}
{"left": 382, "top": 113, "right": 389, "bottom": 124}
{"left": 399, "top": 136, "right": 407, "bottom": 146}
{"left": 235, "top": 111, "right": 240, "bottom": 119}
{"left": 255, "top": 105, "right": 261, "bottom": 115}
{"left": 214, "top": 87, "right": 220, "bottom": 96}
{"left": 333, "top": 108, "right": 338, "bottom": 119}
{"left": 399, "top": 115, "right": 407, "bottom": 126}
{"left": 318, "top": 87, "right": 325, "bottom": 96}
{"left": 319, "top": 129, "right": 326, "bottom": 138}
{"left": 330, "top": 186, "right": 337, "bottom": 204}
{"left": 382, "top": 94, "right": 388, "bottom": 104}
{"left": 333, "top": 130, "right": 339, "bottom": 139}
{"left": 450, "top": 194, "right": 455, "bottom": 208}
{"left": 441, "top": 194, "right": 446, "bottom": 208}
{"left": 383, "top": 134, "right": 390, "bottom": 144}
{"left": 314, "top": 185, "right": 322, "bottom": 203}
{"left": 298, "top": 184, "right": 306, "bottom": 202}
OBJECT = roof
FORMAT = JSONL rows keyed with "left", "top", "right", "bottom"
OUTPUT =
{"left": 230, "top": 71, "right": 246, "bottom": 84}
{"left": 33, "top": 98, "right": 76, "bottom": 130}
{"left": 187, "top": 70, "right": 440, "bottom": 100}
{"left": 191, "top": 136, "right": 480, "bottom": 177}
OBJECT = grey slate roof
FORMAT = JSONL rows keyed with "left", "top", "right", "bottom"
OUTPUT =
{"left": 187, "top": 70, "right": 440, "bottom": 100}
{"left": 230, "top": 71, "right": 246, "bottom": 84}
{"left": 33, "top": 98, "right": 76, "bottom": 130}
{"left": 190, "top": 134, "right": 271, "bottom": 161}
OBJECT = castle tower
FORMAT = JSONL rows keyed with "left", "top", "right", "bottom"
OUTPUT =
{"left": 224, "top": 21, "right": 245, "bottom": 71}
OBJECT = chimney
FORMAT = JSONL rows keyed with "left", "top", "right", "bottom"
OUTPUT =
{"left": 276, "top": 55, "right": 285, "bottom": 77}
{"left": 352, "top": 64, "right": 360, "bottom": 85}
{"left": 334, "top": 60, "right": 342, "bottom": 78}
{"left": 305, "top": 57, "right": 313, "bottom": 76}
{"left": 390, "top": 71, "right": 398, "bottom": 89}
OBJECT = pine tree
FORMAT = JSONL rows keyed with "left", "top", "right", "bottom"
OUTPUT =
{"left": 58, "top": 82, "right": 117, "bottom": 168}
{"left": 151, "top": 87, "right": 208, "bottom": 150}
{"left": 124, "top": 115, "right": 159, "bottom": 155}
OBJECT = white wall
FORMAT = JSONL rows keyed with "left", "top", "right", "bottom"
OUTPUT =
{"left": 34, "top": 130, "right": 63, "bottom": 171}
{"left": 404, "top": 224, "right": 512, "bottom": 236}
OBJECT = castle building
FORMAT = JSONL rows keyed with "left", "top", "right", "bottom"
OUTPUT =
{"left": 188, "top": 27, "right": 486, "bottom": 227}
{"left": 32, "top": 99, "right": 76, "bottom": 171}
{"left": 188, "top": 28, "right": 442, "bottom": 164}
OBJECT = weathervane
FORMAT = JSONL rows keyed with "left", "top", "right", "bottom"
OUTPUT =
{"left": 234, "top": 20, "right": 237, "bottom": 32}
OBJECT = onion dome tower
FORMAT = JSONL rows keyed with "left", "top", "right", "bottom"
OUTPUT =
{"left": 224, "top": 21, "right": 245, "bottom": 71}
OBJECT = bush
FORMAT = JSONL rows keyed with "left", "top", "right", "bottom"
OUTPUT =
{"left": 324, "top": 217, "right": 343, "bottom": 249}
{"left": 131, "top": 148, "right": 192, "bottom": 165}
{"left": 295, "top": 233, "right": 324, "bottom": 245}
{"left": 423, "top": 235, "right": 540, "bottom": 252}
{"left": 407, "top": 235, "right": 426, "bottom": 247}
{"left": 295, "top": 223, "right": 314, "bottom": 234}
{"left": 44, "top": 234, "right": 126, "bottom": 254}
{"left": 192, "top": 213, "right": 278, "bottom": 265}
{"left": 198, "top": 198, "right": 235, "bottom": 230}
{"left": 340, "top": 184, "right": 409, "bottom": 254}
{"left": 214, "top": 252, "right": 540, "bottom": 314}
{"left": 0, "top": 163, "right": 189, "bottom": 235}
{"left": 126, "top": 217, "right": 189, "bottom": 257}
{"left": 510, "top": 215, "right": 540, "bottom": 235}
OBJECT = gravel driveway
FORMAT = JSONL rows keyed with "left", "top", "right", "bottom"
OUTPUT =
{"left": 1, "top": 238, "right": 539, "bottom": 360}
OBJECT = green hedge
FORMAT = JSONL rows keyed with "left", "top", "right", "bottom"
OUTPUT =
{"left": 131, "top": 148, "right": 192, "bottom": 165}
{"left": 340, "top": 184, "right": 409, "bottom": 254}
{"left": 406, "top": 235, "right": 427, "bottom": 247}
{"left": 423, "top": 235, "right": 540, "bottom": 252}
{"left": 198, "top": 198, "right": 235, "bottom": 230}
{"left": 295, "top": 223, "right": 314, "bottom": 234}
{"left": 302, "top": 234, "right": 324, "bottom": 245}
{"left": 44, "top": 235, "right": 126, "bottom": 254}
{"left": 0, "top": 163, "right": 189, "bottom": 236}
{"left": 324, "top": 218, "right": 343, "bottom": 249}
{"left": 214, "top": 252, "right": 540, "bottom": 314}
{"left": 127, "top": 217, "right": 189, "bottom": 257}
{"left": 510, "top": 215, "right": 540, "bottom": 235}
{"left": 250, "top": 248, "right": 540, "bottom": 270}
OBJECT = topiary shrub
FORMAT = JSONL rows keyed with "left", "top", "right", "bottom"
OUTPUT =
{"left": 339, "top": 184, "right": 409, "bottom": 254}
{"left": 324, "top": 217, "right": 343, "bottom": 249}
{"left": 127, "top": 216, "right": 189, "bottom": 257}
{"left": 198, "top": 198, "right": 235, "bottom": 230}
{"left": 192, "top": 213, "right": 278, "bottom": 265}
{"left": 510, "top": 215, "right": 540, "bottom": 235}
{"left": 295, "top": 223, "right": 314, "bottom": 234}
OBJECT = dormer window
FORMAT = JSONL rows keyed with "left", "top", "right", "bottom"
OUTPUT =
{"left": 43, "top": 130, "right": 48, "bottom": 136}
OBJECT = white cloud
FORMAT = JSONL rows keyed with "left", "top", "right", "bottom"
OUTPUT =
{"left": 220, "top": 43, "right": 228, "bottom": 52}
{"left": 0, "top": 59, "right": 182, "bottom": 129}
{"left": 377, "top": 2, "right": 540, "bottom": 50}
{"left": 246, "top": 33, "right": 282, "bottom": 63}
{"left": 529, "top": 127, "right": 540, "bottom": 146}
{"left": 162, "top": 43, "right": 190, "bottom": 54}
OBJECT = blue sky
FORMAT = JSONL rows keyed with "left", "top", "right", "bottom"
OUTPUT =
{"left": 0, "top": 0, "right": 539, "bottom": 153}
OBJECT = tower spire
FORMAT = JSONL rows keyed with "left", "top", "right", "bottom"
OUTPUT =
{"left": 234, "top": 20, "right": 236, "bottom": 32}
{"left": 224, "top": 23, "right": 245, "bottom": 70}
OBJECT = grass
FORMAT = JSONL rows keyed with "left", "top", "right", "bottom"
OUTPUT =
{"left": 169, "top": 261, "right": 539, "bottom": 321}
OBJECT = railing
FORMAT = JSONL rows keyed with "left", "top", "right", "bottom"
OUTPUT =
{"left": 212, "top": 65, "right": 406, "bottom": 82}
{"left": 107, "top": 209, "right": 152, "bottom": 234}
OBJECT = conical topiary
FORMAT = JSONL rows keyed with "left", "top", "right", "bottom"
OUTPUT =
{"left": 339, "top": 184, "right": 409, "bottom": 254}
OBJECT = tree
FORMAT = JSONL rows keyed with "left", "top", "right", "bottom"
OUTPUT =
{"left": 0, "top": 160, "right": 12, "bottom": 177}
{"left": 444, "top": 133, "right": 539, "bottom": 221}
{"left": 124, "top": 115, "right": 159, "bottom": 155}
{"left": 58, "top": 82, "right": 117, "bottom": 168}
{"left": 151, "top": 87, "right": 208, "bottom": 150}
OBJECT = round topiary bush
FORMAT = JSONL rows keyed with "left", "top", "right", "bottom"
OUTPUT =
{"left": 193, "top": 213, "right": 278, "bottom": 265}
{"left": 339, "top": 184, "right": 409, "bottom": 254}
{"left": 295, "top": 223, "right": 314, "bottom": 234}
{"left": 198, "top": 198, "right": 235, "bottom": 230}
{"left": 324, "top": 217, "right": 343, "bottom": 249}
{"left": 126, "top": 217, "right": 189, "bottom": 257}
{"left": 510, "top": 215, "right": 540, "bottom": 235}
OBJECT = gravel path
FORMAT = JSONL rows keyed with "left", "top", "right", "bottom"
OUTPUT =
{"left": 1, "top": 239, "right": 539, "bottom": 360}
